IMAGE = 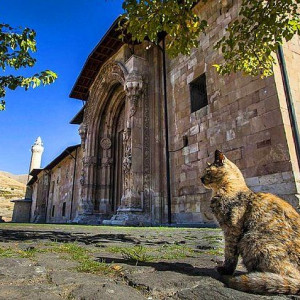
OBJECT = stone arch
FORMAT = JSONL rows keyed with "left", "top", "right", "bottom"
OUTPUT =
{"left": 94, "top": 84, "right": 126, "bottom": 213}
{"left": 79, "top": 60, "right": 128, "bottom": 218}
{"left": 83, "top": 60, "right": 127, "bottom": 157}
{"left": 77, "top": 55, "right": 151, "bottom": 225}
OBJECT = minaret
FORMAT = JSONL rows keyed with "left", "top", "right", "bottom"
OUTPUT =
{"left": 28, "top": 137, "right": 44, "bottom": 176}
{"left": 23, "top": 137, "right": 44, "bottom": 202}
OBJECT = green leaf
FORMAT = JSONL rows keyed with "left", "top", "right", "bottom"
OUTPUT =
{"left": 0, "top": 23, "right": 57, "bottom": 110}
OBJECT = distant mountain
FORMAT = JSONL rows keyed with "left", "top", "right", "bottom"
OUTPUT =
{"left": 0, "top": 171, "right": 28, "bottom": 185}
{"left": 0, "top": 171, "right": 27, "bottom": 221}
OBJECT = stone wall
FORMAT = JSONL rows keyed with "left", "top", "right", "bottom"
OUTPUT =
{"left": 166, "top": 0, "right": 299, "bottom": 224}
{"left": 46, "top": 147, "right": 82, "bottom": 223}
{"left": 272, "top": 36, "right": 300, "bottom": 207}
{"left": 30, "top": 171, "right": 50, "bottom": 223}
{"left": 12, "top": 200, "right": 31, "bottom": 223}
{"left": 28, "top": 0, "right": 300, "bottom": 226}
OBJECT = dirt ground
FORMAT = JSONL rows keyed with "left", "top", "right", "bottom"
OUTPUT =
{"left": 0, "top": 223, "right": 293, "bottom": 300}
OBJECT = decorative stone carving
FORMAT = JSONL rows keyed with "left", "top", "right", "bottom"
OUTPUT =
{"left": 122, "top": 128, "right": 132, "bottom": 175}
{"left": 100, "top": 137, "right": 112, "bottom": 150}
{"left": 125, "top": 72, "right": 143, "bottom": 117}
{"left": 76, "top": 59, "right": 128, "bottom": 223}
{"left": 80, "top": 169, "right": 85, "bottom": 186}
{"left": 220, "top": 0, "right": 232, "bottom": 12}
{"left": 142, "top": 84, "right": 151, "bottom": 211}
{"left": 100, "top": 157, "right": 113, "bottom": 168}
{"left": 117, "top": 61, "right": 146, "bottom": 214}
{"left": 83, "top": 61, "right": 127, "bottom": 128}
{"left": 79, "top": 123, "right": 87, "bottom": 151}
{"left": 122, "top": 154, "right": 132, "bottom": 175}
{"left": 83, "top": 156, "right": 97, "bottom": 167}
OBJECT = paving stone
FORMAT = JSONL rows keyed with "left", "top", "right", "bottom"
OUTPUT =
{"left": 0, "top": 224, "right": 293, "bottom": 300}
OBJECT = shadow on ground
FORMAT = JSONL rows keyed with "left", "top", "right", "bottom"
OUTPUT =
{"left": 97, "top": 255, "right": 223, "bottom": 280}
{"left": 0, "top": 229, "right": 141, "bottom": 244}
{"left": 0, "top": 229, "right": 174, "bottom": 246}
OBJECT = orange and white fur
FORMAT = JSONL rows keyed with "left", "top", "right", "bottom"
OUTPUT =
{"left": 201, "top": 150, "right": 300, "bottom": 295}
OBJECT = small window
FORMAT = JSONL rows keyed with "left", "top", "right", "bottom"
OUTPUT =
{"left": 62, "top": 202, "right": 66, "bottom": 217}
{"left": 51, "top": 181, "right": 55, "bottom": 194}
{"left": 51, "top": 205, "right": 55, "bottom": 217}
{"left": 190, "top": 73, "right": 208, "bottom": 113}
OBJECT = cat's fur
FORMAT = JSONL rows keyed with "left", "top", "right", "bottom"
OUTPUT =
{"left": 201, "top": 150, "right": 300, "bottom": 295}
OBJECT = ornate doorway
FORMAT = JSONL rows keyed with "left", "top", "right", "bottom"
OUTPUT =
{"left": 112, "top": 104, "right": 125, "bottom": 213}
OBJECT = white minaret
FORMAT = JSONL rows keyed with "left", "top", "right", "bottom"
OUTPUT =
{"left": 29, "top": 137, "right": 44, "bottom": 173}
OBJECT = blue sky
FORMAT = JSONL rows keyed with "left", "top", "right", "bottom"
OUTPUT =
{"left": 0, "top": 0, "right": 123, "bottom": 174}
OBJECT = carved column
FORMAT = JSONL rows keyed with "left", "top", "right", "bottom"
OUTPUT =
{"left": 75, "top": 125, "right": 96, "bottom": 222}
{"left": 79, "top": 155, "right": 97, "bottom": 215}
{"left": 118, "top": 70, "right": 144, "bottom": 212}
{"left": 78, "top": 123, "right": 87, "bottom": 151}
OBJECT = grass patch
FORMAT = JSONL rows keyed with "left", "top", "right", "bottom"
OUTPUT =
{"left": 0, "top": 242, "right": 121, "bottom": 276}
{"left": 202, "top": 235, "right": 223, "bottom": 245}
{"left": 76, "top": 258, "right": 118, "bottom": 274}
{"left": 157, "top": 244, "right": 194, "bottom": 259}
{"left": 204, "top": 248, "right": 223, "bottom": 256}
{"left": 47, "top": 242, "right": 120, "bottom": 275}
{"left": 107, "top": 244, "right": 197, "bottom": 263}
{"left": 0, "top": 247, "right": 15, "bottom": 258}
{"left": 0, "top": 246, "right": 39, "bottom": 259}
{"left": 0, "top": 222, "right": 221, "bottom": 232}
{"left": 109, "top": 245, "right": 154, "bottom": 265}
{"left": 17, "top": 247, "right": 39, "bottom": 258}
{"left": 202, "top": 235, "right": 223, "bottom": 241}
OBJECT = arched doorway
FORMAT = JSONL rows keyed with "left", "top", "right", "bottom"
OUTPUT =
{"left": 112, "top": 103, "right": 125, "bottom": 213}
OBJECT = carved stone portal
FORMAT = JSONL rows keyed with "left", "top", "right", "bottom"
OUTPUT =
{"left": 117, "top": 59, "right": 145, "bottom": 213}
{"left": 76, "top": 56, "right": 149, "bottom": 225}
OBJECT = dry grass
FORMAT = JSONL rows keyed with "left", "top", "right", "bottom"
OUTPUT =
{"left": 0, "top": 172, "right": 26, "bottom": 221}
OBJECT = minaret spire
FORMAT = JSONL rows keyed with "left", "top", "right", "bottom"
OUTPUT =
{"left": 28, "top": 136, "right": 44, "bottom": 175}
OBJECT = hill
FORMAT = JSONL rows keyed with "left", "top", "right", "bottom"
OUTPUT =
{"left": 0, "top": 171, "right": 28, "bottom": 185}
{"left": 0, "top": 171, "right": 27, "bottom": 221}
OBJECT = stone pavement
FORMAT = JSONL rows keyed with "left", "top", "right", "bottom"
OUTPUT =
{"left": 0, "top": 224, "right": 293, "bottom": 300}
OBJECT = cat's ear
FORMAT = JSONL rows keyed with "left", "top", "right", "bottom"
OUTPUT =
{"left": 214, "top": 150, "right": 226, "bottom": 166}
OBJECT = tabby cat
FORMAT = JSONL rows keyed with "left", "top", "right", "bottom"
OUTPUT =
{"left": 201, "top": 150, "right": 300, "bottom": 295}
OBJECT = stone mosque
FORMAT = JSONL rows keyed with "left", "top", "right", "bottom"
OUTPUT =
{"left": 12, "top": 0, "right": 300, "bottom": 225}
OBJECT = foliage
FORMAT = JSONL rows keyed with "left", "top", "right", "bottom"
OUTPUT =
{"left": 0, "top": 23, "right": 57, "bottom": 110}
{"left": 46, "top": 242, "right": 119, "bottom": 275}
{"left": 0, "top": 246, "right": 14, "bottom": 257}
{"left": 119, "top": 245, "right": 154, "bottom": 264}
{"left": 107, "top": 244, "right": 196, "bottom": 262}
{"left": 157, "top": 244, "right": 194, "bottom": 259}
{"left": 0, "top": 245, "right": 38, "bottom": 258}
{"left": 122, "top": 0, "right": 300, "bottom": 77}
{"left": 214, "top": 0, "right": 300, "bottom": 77}
{"left": 120, "top": 0, "right": 207, "bottom": 57}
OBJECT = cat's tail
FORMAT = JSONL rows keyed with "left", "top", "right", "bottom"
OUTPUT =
{"left": 224, "top": 272, "right": 300, "bottom": 295}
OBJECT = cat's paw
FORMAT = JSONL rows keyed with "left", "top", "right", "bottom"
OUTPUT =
{"left": 216, "top": 266, "right": 235, "bottom": 275}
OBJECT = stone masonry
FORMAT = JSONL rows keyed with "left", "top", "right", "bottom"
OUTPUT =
{"left": 23, "top": 0, "right": 300, "bottom": 225}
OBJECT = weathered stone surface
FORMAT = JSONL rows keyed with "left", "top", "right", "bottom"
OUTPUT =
{"left": 25, "top": 0, "right": 300, "bottom": 227}
{"left": 0, "top": 224, "right": 292, "bottom": 300}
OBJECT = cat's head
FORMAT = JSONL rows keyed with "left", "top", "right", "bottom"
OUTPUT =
{"left": 201, "top": 150, "right": 245, "bottom": 191}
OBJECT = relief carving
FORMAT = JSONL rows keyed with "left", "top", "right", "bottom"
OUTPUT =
{"left": 80, "top": 169, "right": 85, "bottom": 186}
{"left": 78, "top": 123, "right": 87, "bottom": 151}
{"left": 83, "top": 156, "right": 97, "bottom": 167}
{"left": 122, "top": 128, "right": 132, "bottom": 175}
{"left": 83, "top": 61, "right": 127, "bottom": 128}
{"left": 100, "top": 137, "right": 112, "bottom": 150}
{"left": 100, "top": 157, "right": 114, "bottom": 168}
{"left": 142, "top": 84, "right": 151, "bottom": 209}
{"left": 125, "top": 72, "right": 143, "bottom": 117}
